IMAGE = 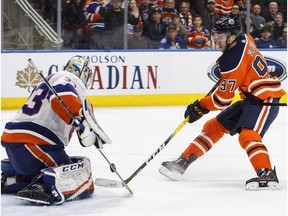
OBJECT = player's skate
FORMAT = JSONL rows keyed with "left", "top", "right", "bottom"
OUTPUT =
{"left": 159, "top": 154, "right": 197, "bottom": 181}
{"left": 245, "top": 167, "right": 280, "bottom": 191}
{"left": 15, "top": 183, "right": 55, "bottom": 205}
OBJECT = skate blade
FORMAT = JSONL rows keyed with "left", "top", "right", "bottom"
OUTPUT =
{"left": 245, "top": 181, "right": 280, "bottom": 191}
{"left": 14, "top": 195, "right": 52, "bottom": 205}
{"left": 159, "top": 165, "right": 182, "bottom": 181}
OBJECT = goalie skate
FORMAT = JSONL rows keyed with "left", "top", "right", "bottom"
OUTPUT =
{"left": 159, "top": 155, "right": 196, "bottom": 181}
{"left": 15, "top": 183, "right": 55, "bottom": 205}
{"left": 245, "top": 167, "right": 280, "bottom": 191}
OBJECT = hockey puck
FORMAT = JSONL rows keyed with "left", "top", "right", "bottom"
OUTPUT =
{"left": 110, "top": 163, "right": 116, "bottom": 172}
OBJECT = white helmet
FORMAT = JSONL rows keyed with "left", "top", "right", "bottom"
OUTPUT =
{"left": 64, "top": 55, "right": 92, "bottom": 88}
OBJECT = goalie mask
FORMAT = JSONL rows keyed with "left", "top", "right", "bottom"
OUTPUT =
{"left": 64, "top": 56, "right": 92, "bottom": 88}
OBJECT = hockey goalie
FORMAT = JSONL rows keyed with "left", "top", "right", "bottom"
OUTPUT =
{"left": 1, "top": 56, "right": 111, "bottom": 205}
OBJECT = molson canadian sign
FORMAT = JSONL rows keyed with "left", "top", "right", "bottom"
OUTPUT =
{"left": 46, "top": 55, "right": 159, "bottom": 91}
{"left": 2, "top": 51, "right": 286, "bottom": 100}
{"left": 12, "top": 53, "right": 166, "bottom": 96}
{"left": 89, "top": 64, "right": 158, "bottom": 90}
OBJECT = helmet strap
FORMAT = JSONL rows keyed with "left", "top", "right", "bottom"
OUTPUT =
{"left": 225, "top": 33, "right": 237, "bottom": 51}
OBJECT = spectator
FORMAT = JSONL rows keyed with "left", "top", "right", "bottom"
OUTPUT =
{"left": 186, "top": 15, "right": 210, "bottom": 49}
{"left": 213, "top": 0, "right": 235, "bottom": 17}
{"left": 238, "top": 0, "right": 252, "bottom": 19}
{"left": 272, "top": 12, "right": 286, "bottom": 41}
{"left": 138, "top": 0, "right": 154, "bottom": 25}
{"left": 230, "top": 4, "right": 242, "bottom": 29}
{"left": 189, "top": 0, "right": 209, "bottom": 24}
{"left": 128, "top": 22, "right": 151, "bottom": 48}
{"left": 143, "top": 8, "right": 166, "bottom": 48}
{"left": 171, "top": 14, "right": 188, "bottom": 41}
{"left": 159, "top": 24, "right": 186, "bottom": 49}
{"left": 128, "top": 0, "right": 141, "bottom": 35}
{"left": 275, "top": 26, "right": 287, "bottom": 48}
{"left": 155, "top": 0, "right": 164, "bottom": 8}
{"left": 204, "top": 0, "right": 220, "bottom": 33}
{"left": 255, "top": 24, "right": 276, "bottom": 48}
{"left": 62, "top": 0, "right": 87, "bottom": 49}
{"left": 98, "top": 0, "right": 139, "bottom": 49}
{"left": 178, "top": 1, "right": 193, "bottom": 30}
{"left": 159, "top": 0, "right": 178, "bottom": 26}
{"left": 263, "top": 2, "right": 278, "bottom": 23}
{"left": 251, "top": 4, "right": 266, "bottom": 29}
{"left": 242, "top": 15, "right": 258, "bottom": 38}
{"left": 83, "top": 0, "right": 107, "bottom": 49}
{"left": 251, "top": 0, "right": 287, "bottom": 22}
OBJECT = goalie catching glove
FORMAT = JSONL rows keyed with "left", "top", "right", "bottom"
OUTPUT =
{"left": 76, "top": 99, "right": 111, "bottom": 149}
{"left": 184, "top": 100, "right": 209, "bottom": 123}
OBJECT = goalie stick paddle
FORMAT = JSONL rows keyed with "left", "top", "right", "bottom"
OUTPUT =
{"left": 28, "top": 59, "right": 133, "bottom": 195}
{"left": 94, "top": 79, "right": 221, "bottom": 188}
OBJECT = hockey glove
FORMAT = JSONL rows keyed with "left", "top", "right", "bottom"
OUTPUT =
{"left": 76, "top": 98, "right": 111, "bottom": 149}
{"left": 184, "top": 100, "right": 209, "bottom": 123}
{"left": 76, "top": 119, "right": 104, "bottom": 149}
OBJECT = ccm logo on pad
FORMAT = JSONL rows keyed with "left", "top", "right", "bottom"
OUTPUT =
{"left": 62, "top": 162, "right": 84, "bottom": 172}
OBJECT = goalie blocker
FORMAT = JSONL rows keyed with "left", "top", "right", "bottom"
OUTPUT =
{"left": 76, "top": 99, "right": 111, "bottom": 149}
{"left": 15, "top": 156, "right": 94, "bottom": 205}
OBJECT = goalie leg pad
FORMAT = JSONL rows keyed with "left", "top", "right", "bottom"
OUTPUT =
{"left": 41, "top": 156, "right": 94, "bottom": 205}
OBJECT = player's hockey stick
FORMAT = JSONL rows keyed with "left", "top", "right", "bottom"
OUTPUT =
{"left": 95, "top": 116, "right": 190, "bottom": 187}
{"left": 28, "top": 58, "right": 133, "bottom": 195}
{"left": 95, "top": 79, "right": 222, "bottom": 188}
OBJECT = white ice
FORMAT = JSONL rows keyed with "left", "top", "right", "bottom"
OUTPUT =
{"left": 1, "top": 106, "right": 287, "bottom": 216}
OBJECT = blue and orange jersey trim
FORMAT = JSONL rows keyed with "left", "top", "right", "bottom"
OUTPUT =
{"left": 2, "top": 122, "right": 65, "bottom": 146}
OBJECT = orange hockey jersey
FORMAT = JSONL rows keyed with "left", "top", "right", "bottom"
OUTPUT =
{"left": 214, "top": 0, "right": 234, "bottom": 16}
{"left": 200, "top": 33, "right": 286, "bottom": 111}
{"left": 186, "top": 26, "right": 210, "bottom": 49}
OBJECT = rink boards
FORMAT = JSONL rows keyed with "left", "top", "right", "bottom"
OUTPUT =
{"left": 1, "top": 49, "right": 287, "bottom": 110}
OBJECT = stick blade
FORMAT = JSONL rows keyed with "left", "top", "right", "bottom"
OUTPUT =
{"left": 95, "top": 178, "right": 124, "bottom": 188}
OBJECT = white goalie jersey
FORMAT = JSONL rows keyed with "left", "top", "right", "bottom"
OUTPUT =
{"left": 2, "top": 71, "right": 87, "bottom": 147}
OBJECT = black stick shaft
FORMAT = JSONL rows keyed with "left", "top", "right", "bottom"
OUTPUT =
{"left": 122, "top": 79, "right": 221, "bottom": 184}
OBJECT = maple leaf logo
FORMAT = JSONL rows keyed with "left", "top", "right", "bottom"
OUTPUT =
{"left": 16, "top": 64, "right": 41, "bottom": 93}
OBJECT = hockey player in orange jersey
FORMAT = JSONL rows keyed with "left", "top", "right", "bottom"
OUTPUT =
{"left": 1, "top": 56, "right": 111, "bottom": 204}
{"left": 159, "top": 17, "right": 286, "bottom": 190}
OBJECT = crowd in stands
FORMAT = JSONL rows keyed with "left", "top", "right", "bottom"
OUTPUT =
{"left": 37, "top": 0, "right": 287, "bottom": 49}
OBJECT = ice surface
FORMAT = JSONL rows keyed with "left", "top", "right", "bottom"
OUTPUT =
{"left": 1, "top": 106, "right": 287, "bottom": 216}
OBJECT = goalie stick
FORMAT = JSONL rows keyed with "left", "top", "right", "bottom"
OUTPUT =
{"left": 28, "top": 58, "right": 133, "bottom": 195}
{"left": 94, "top": 79, "right": 222, "bottom": 188}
